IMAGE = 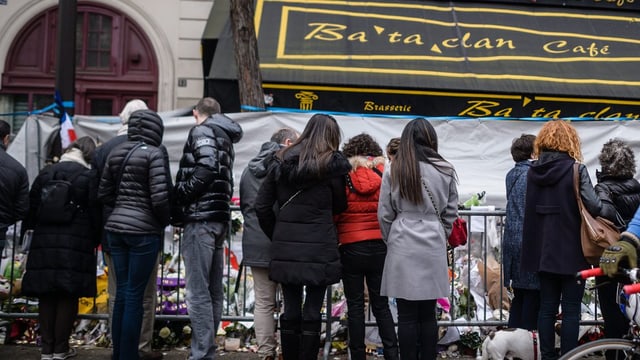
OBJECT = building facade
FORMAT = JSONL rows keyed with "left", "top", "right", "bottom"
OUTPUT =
{"left": 0, "top": 0, "right": 213, "bottom": 132}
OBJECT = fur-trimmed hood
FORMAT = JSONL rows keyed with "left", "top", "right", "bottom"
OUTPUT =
{"left": 347, "top": 155, "right": 385, "bottom": 195}
{"left": 348, "top": 155, "right": 385, "bottom": 170}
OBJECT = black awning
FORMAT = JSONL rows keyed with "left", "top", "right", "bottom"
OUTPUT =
{"left": 205, "top": 0, "right": 640, "bottom": 117}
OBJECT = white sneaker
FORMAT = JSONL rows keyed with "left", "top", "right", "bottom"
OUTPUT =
{"left": 52, "top": 347, "right": 77, "bottom": 360}
{"left": 41, "top": 354, "right": 53, "bottom": 360}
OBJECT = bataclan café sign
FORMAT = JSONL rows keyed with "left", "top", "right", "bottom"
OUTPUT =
{"left": 250, "top": 0, "right": 640, "bottom": 119}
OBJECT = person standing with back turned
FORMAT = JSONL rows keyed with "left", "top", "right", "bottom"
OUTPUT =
{"left": 239, "top": 128, "right": 298, "bottom": 360}
{"left": 335, "top": 133, "right": 399, "bottom": 360}
{"left": 92, "top": 99, "right": 163, "bottom": 360}
{"left": 377, "top": 118, "right": 458, "bottom": 360}
{"left": 98, "top": 109, "right": 173, "bottom": 360}
{"left": 503, "top": 134, "right": 540, "bottom": 330}
{"left": 23, "top": 136, "right": 100, "bottom": 360}
{"left": 593, "top": 139, "right": 640, "bottom": 349}
{"left": 173, "top": 97, "right": 243, "bottom": 360}
{"left": 521, "top": 120, "right": 604, "bottom": 359}
{"left": 0, "top": 119, "right": 29, "bottom": 258}
{"left": 255, "top": 114, "right": 351, "bottom": 360}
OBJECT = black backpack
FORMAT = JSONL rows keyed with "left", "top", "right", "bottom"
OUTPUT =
{"left": 37, "top": 168, "right": 85, "bottom": 225}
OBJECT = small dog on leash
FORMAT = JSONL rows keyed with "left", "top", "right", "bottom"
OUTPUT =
{"left": 480, "top": 318, "right": 595, "bottom": 360}
{"left": 480, "top": 328, "right": 540, "bottom": 360}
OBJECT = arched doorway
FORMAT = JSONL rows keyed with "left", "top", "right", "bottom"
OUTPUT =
{"left": 0, "top": 2, "right": 158, "bottom": 130}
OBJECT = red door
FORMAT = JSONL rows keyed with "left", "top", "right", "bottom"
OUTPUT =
{"left": 1, "top": 3, "right": 158, "bottom": 119}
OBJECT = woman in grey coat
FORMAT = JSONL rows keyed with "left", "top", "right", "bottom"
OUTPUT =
{"left": 377, "top": 118, "right": 458, "bottom": 360}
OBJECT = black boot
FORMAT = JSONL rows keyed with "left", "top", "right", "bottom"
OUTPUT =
{"left": 372, "top": 304, "right": 399, "bottom": 360}
{"left": 279, "top": 319, "right": 301, "bottom": 360}
{"left": 398, "top": 321, "right": 419, "bottom": 360}
{"left": 301, "top": 320, "right": 321, "bottom": 360}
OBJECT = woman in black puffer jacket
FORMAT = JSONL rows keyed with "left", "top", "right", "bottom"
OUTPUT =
{"left": 98, "top": 109, "right": 173, "bottom": 360}
{"left": 594, "top": 138, "right": 640, "bottom": 348}
{"left": 256, "top": 114, "right": 351, "bottom": 360}
{"left": 22, "top": 136, "right": 100, "bottom": 360}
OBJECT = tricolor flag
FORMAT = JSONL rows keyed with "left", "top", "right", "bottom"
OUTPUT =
{"left": 54, "top": 90, "right": 77, "bottom": 149}
{"left": 59, "top": 112, "right": 77, "bottom": 149}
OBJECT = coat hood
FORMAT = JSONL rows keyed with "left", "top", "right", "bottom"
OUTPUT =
{"left": 206, "top": 114, "right": 243, "bottom": 143}
{"left": 528, "top": 151, "right": 574, "bottom": 187}
{"left": 248, "top": 141, "right": 280, "bottom": 179}
{"left": 279, "top": 149, "right": 351, "bottom": 186}
{"left": 348, "top": 156, "right": 384, "bottom": 195}
{"left": 127, "top": 109, "right": 164, "bottom": 146}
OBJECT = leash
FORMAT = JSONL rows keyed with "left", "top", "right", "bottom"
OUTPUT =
{"left": 531, "top": 331, "right": 538, "bottom": 360}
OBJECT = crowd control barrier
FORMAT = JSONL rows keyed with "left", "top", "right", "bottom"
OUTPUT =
{"left": 0, "top": 208, "right": 604, "bottom": 358}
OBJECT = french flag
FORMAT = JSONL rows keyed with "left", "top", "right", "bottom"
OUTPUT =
{"left": 54, "top": 90, "right": 77, "bottom": 149}
{"left": 59, "top": 112, "right": 77, "bottom": 149}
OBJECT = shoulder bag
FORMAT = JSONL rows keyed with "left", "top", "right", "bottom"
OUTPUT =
{"left": 422, "top": 179, "right": 467, "bottom": 248}
{"left": 115, "top": 142, "right": 145, "bottom": 194}
{"left": 572, "top": 163, "right": 619, "bottom": 265}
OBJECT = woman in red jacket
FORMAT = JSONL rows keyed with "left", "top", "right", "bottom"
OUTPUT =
{"left": 335, "top": 133, "right": 399, "bottom": 360}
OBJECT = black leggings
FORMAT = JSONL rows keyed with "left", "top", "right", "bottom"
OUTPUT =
{"left": 39, "top": 293, "right": 79, "bottom": 355}
{"left": 280, "top": 284, "right": 326, "bottom": 322}
{"left": 396, "top": 298, "right": 438, "bottom": 360}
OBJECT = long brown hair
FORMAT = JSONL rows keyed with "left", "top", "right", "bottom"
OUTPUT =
{"left": 391, "top": 118, "right": 455, "bottom": 204}
{"left": 278, "top": 114, "right": 342, "bottom": 175}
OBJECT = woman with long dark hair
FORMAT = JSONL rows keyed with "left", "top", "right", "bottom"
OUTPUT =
{"left": 378, "top": 118, "right": 458, "bottom": 360}
{"left": 255, "top": 114, "right": 351, "bottom": 360}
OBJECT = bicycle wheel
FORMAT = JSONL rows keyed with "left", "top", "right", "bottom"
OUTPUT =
{"left": 559, "top": 338, "right": 639, "bottom": 360}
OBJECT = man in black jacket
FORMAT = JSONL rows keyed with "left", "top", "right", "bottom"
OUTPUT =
{"left": 173, "top": 97, "right": 243, "bottom": 360}
{"left": 0, "top": 119, "right": 29, "bottom": 258}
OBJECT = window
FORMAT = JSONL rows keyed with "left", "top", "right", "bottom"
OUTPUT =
{"left": 89, "top": 98, "right": 114, "bottom": 115}
{"left": 76, "top": 12, "right": 112, "bottom": 70}
{"left": 2, "top": 4, "right": 157, "bottom": 119}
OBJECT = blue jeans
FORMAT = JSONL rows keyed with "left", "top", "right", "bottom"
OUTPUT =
{"left": 182, "top": 222, "right": 225, "bottom": 360}
{"left": 538, "top": 272, "right": 585, "bottom": 360}
{"left": 108, "top": 232, "right": 160, "bottom": 360}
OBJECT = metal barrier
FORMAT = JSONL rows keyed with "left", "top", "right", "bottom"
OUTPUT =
{"left": 0, "top": 209, "right": 603, "bottom": 354}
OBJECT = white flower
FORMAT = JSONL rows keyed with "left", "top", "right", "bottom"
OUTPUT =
{"left": 159, "top": 327, "right": 171, "bottom": 339}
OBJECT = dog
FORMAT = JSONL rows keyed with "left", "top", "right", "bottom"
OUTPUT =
{"left": 480, "top": 318, "right": 595, "bottom": 360}
{"left": 480, "top": 328, "right": 540, "bottom": 360}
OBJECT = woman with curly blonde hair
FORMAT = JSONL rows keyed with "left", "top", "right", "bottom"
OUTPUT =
{"left": 521, "top": 120, "right": 604, "bottom": 359}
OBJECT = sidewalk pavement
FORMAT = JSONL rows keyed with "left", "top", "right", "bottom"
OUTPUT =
{"left": 0, "top": 344, "right": 274, "bottom": 360}
{"left": 0, "top": 344, "right": 359, "bottom": 360}
{"left": 0, "top": 344, "right": 476, "bottom": 359}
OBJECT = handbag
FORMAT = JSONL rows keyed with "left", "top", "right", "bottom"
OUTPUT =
{"left": 422, "top": 179, "right": 468, "bottom": 248}
{"left": 572, "top": 163, "right": 619, "bottom": 265}
{"left": 448, "top": 217, "right": 468, "bottom": 248}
